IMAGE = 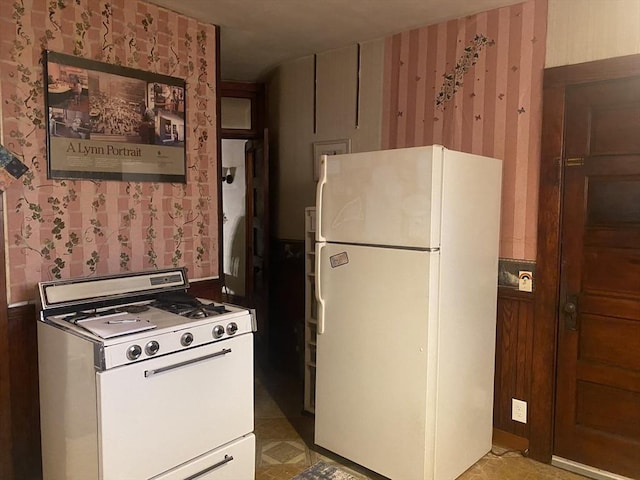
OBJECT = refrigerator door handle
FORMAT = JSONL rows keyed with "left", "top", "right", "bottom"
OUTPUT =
{"left": 315, "top": 242, "right": 325, "bottom": 334}
{"left": 315, "top": 155, "right": 327, "bottom": 243}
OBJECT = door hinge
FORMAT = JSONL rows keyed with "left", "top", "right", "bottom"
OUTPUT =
{"left": 564, "top": 157, "right": 584, "bottom": 167}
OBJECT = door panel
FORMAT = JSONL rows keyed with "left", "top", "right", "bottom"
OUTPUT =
{"left": 579, "top": 314, "right": 640, "bottom": 370}
{"left": 554, "top": 77, "right": 640, "bottom": 478}
{"left": 590, "top": 103, "right": 640, "bottom": 152}
{"left": 575, "top": 383, "right": 640, "bottom": 440}
{"left": 582, "top": 248, "right": 640, "bottom": 294}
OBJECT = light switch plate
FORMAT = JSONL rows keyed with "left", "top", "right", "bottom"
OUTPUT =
{"left": 518, "top": 271, "right": 533, "bottom": 292}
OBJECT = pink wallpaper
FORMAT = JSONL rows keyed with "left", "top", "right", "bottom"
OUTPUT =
{"left": 382, "top": 0, "right": 547, "bottom": 260}
{"left": 0, "top": 0, "right": 218, "bottom": 304}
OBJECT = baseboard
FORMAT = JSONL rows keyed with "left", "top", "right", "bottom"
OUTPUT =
{"left": 492, "top": 428, "right": 529, "bottom": 452}
{"left": 551, "top": 456, "right": 635, "bottom": 480}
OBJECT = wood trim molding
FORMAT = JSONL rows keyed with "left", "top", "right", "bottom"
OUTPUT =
{"left": 544, "top": 53, "right": 640, "bottom": 87}
{"left": 215, "top": 24, "right": 223, "bottom": 298}
{"left": 220, "top": 81, "right": 265, "bottom": 138}
{"left": 530, "top": 53, "right": 640, "bottom": 463}
{"left": 530, "top": 83, "right": 564, "bottom": 463}
{"left": 498, "top": 286, "right": 535, "bottom": 301}
{"left": 493, "top": 428, "right": 529, "bottom": 453}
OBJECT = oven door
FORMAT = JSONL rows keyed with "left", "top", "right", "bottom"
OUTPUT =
{"left": 96, "top": 333, "right": 253, "bottom": 480}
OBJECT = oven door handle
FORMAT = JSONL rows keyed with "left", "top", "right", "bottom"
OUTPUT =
{"left": 144, "top": 348, "right": 232, "bottom": 378}
{"left": 184, "top": 454, "right": 234, "bottom": 480}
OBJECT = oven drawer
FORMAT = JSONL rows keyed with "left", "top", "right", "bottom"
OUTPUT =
{"left": 151, "top": 434, "right": 255, "bottom": 480}
{"left": 97, "top": 334, "right": 253, "bottom": 480}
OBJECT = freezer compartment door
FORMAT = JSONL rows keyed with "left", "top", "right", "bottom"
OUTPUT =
{"left": 314, "top": 242, "right": 439, "bottom": 480}
{"left": 316, "top": 145, "right": 443, "bottom": 248}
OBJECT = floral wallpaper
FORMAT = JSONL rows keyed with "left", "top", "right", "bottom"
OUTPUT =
{"left": 0, "top": 0, "right": 219, "bottom": 304}
{"left": 382, "top": 0, "right": 547, "bottom": 261}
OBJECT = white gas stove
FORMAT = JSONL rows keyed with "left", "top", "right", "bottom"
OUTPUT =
{"left": 37, "top": 268, "right": 256, "bottom": 480}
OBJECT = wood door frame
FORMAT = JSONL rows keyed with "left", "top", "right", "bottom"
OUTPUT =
{"left": 220, "top": 82, "right": 265, "bottom": 139}
{"left": 220, "top": 81, "right": 266, "bottom": 305}
{"left": 244, "top": 137, "right": 266, "bottom": 305}
{"left": 531, "top": 52, "right": 640, "bottom": 463}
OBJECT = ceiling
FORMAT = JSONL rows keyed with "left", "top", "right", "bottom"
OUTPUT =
{"left": 148, "top": 0, "right": 523, "bottom": 82}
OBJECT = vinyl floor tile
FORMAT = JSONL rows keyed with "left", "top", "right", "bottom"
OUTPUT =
{"left": 255, "top": 417, "right": 301, "bottom": 440}
{"left": 253, "top": 362, "right": 588, "bottom": 480}
{"left": 256, "top": 464, "right": 308, "bottom": 480}
{"left": 259, "top": 439, "right": 309, "bottom": 466}
{"left": 458, "top": 452, "right": 587, "bottom": 480}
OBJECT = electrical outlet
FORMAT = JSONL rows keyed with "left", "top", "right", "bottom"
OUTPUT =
{"left": 512, "top": 398, "right": 527, "bottom": 423}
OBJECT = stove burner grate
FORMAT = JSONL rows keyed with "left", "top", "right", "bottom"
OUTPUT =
{"left": 151, "top": 295, "right": 229, "bottom": 318}
{"left": 119, "top": 304, "right": 150, "bottom": 314}
{"left": 184, "top": 303, "right": 229, "bottom": 318}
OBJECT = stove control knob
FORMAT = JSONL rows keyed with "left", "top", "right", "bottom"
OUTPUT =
{"left": 181, "top": 332, "right": 194, "bottom": 346}
{"left": 127, "top": 345, "right": 142, "bottom": 360}
{"left": 145, "top": 340, "right": 160, "bottom": 356}
{"left": 212, "top": 325, "right": 225, "bottom": 339}
{"left": 226, "top": 322, "right": 238, "bottom": 335}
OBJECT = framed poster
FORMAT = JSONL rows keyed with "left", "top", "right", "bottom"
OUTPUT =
{"left": 43, "top": 51, "right": 187, "bottom": 183}
{"left": 312, "top": 139, "right": 351, "bottom": 181}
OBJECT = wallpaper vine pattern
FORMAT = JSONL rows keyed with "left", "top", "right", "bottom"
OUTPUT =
{"left": 0, "top": 0, "right": 218, "bottom": 304}
{"left": 435, "top": 34, "right": 495, "bottom": 110}
{"left": 382, "top": 0, "right": 547, "bottom": 261}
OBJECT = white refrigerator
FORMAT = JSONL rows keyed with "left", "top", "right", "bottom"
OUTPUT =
{"left": 314, "top": 145, "right": 502, "bottom": 480}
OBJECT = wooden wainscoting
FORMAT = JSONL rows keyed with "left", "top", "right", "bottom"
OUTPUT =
{"left": 493, "top": 286, "right": 535, "bottom": 449}
{"left": 6, "top": 304, "right": 41, "bottom": 480}
{"left": 0, "top": 314, "right": 11, "bottom": 480}
{"left": 268, "top": 239, "right": 305, "bottom": 376}
{"left": 188, "top": 277, "right": 224, "bottom": 301}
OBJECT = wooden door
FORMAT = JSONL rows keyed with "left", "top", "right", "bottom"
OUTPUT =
{"left": 244, "top": 129, "right": 269, "bottom": 346}
{"left": 554, "top": 76, "right": 640, "bottom": 478}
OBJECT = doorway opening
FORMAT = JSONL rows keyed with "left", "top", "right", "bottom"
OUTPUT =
{"left": 220, "top": 82, "right": 269, "bottom": 352}
{"left": 221, "top": 139, "right": 247, "bottom": 300}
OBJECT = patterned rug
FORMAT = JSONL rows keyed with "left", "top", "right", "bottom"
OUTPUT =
{"left": 292, "top": 461, "right": 358, "bottom": 480}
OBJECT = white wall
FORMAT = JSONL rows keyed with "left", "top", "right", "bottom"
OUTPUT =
{"left": 546, "top": 0, "right": 640, "bottom": 67}
{"left": 268, "top": 39, "right": 385, "bottom": 240}
{"left": 268, "top": 0, "right": 640, "bottom": 241}
{"left": 268, "top": 55, "right": 315, "bottom": 241}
